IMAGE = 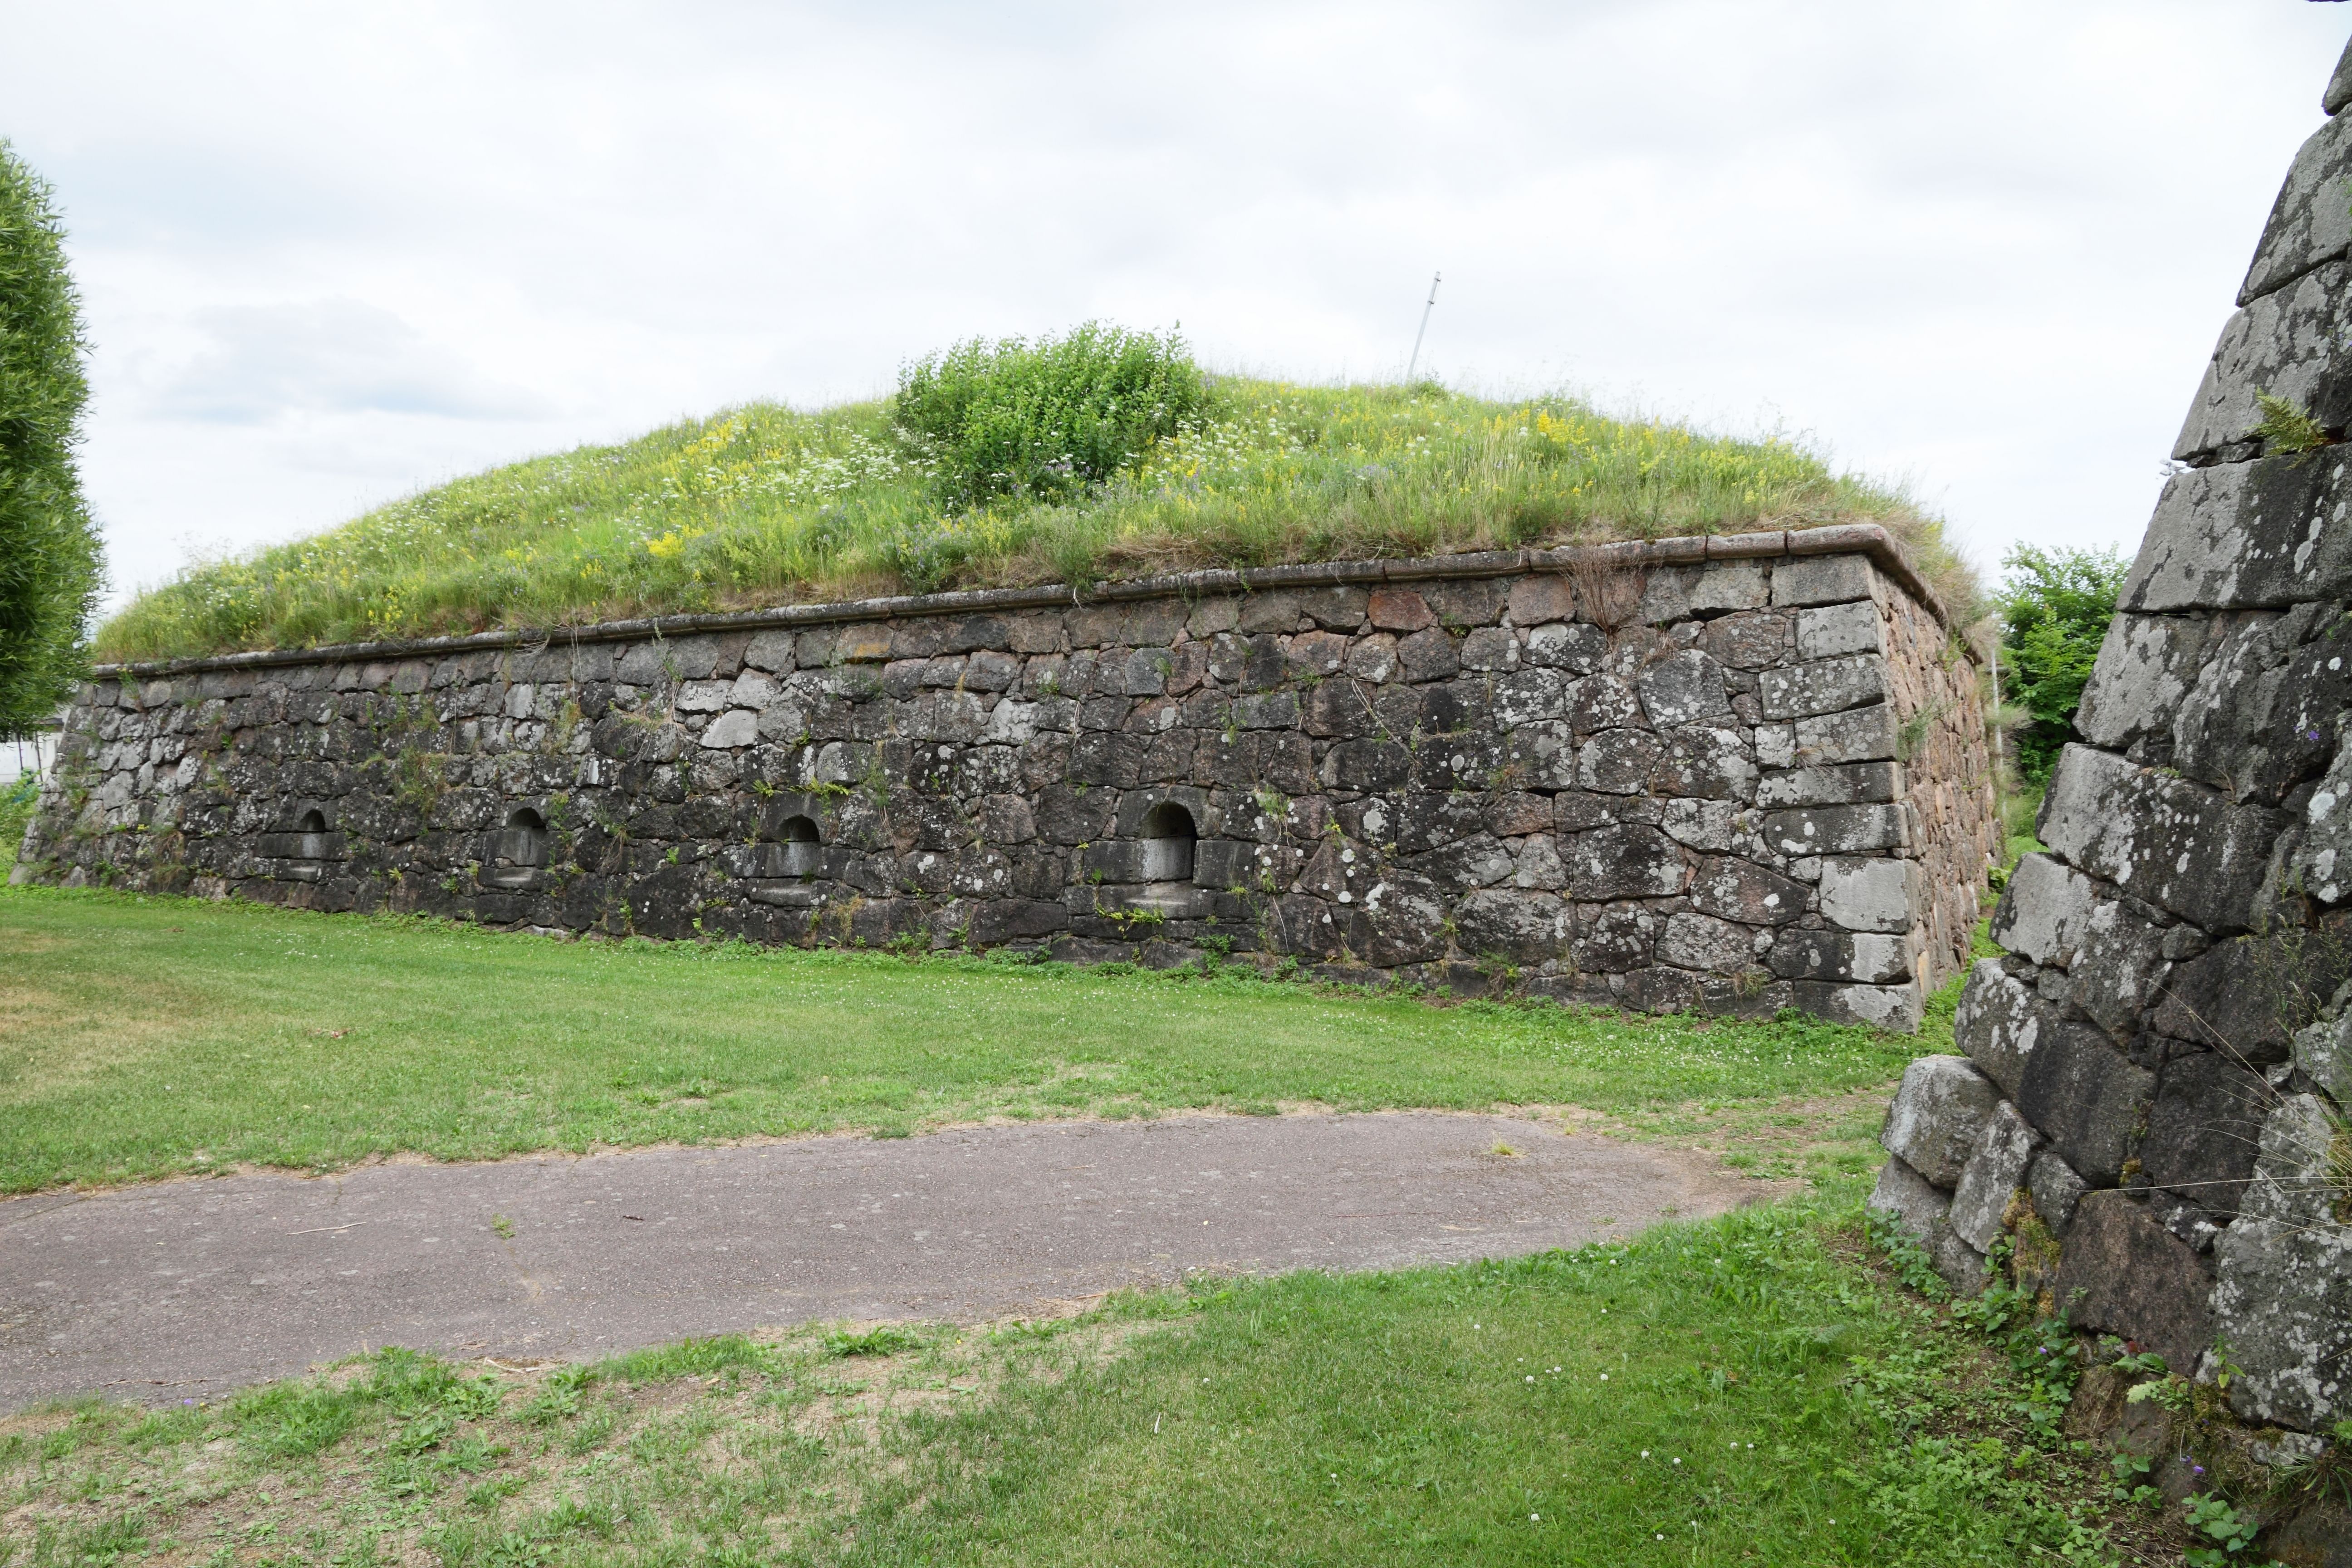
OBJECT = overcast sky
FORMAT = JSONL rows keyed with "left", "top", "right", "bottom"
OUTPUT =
{"left": 5, "top": 1, "right": 2347, "bottom": 614}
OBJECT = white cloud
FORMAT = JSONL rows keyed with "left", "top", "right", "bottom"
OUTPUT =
{"left": 2, "top": 0, "right": 2345, "bottom": 610}
{"left": 148, "top": 299, "right": 549, "bottom": 424}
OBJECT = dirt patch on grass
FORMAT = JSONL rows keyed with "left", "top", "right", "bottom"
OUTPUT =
{"left": 1495, "top": 1082, "right": 1900, "bottom": 1190}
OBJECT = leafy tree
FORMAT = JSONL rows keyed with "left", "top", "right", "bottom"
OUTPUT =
{"left": 893, "top": 322, "right": 1209, "bottom": 508}
{"left": 1997, "top": 544, "right": 2127, "bottom": 784}
{"left": 0, "top": 141, "right": 103, "bottom": 738}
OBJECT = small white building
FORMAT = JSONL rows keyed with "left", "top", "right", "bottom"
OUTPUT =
{"left": 3, "top": 729, "right": 58, "bottom": 788}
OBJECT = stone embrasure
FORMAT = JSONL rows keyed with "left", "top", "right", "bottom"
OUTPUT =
{"left": 15, "top": 529, "right": 1992, "bottom": 1028}
{"left": 1872, "top": 34, "right": 2352, "bottom": 1441}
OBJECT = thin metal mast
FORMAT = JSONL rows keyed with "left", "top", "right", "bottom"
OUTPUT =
{"left": 1405, "top": 271, "right": 1441, "bottom": 382}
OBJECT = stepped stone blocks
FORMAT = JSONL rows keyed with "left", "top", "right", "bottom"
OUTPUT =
{"left": 16, "top": 530, "right": 1991, "bottom": 1028}
{"left": 1871, "top": 35, "right": 2352, "bottom": 1441}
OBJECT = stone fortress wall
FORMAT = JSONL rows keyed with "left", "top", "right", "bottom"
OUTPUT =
{"left": 17, "top": 526, "right": 1993, "bottom": 1031}
{"left": 1871, "top": 38, "right": 2352, "bottom": 1448}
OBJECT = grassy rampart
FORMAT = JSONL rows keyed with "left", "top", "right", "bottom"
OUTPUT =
{"left": 99, "top": 380, "right": 1966, "bottom": 662}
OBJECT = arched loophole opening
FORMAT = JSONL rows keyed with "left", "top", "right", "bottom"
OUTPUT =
{"left": 492, "top": 806, "right": 549, "bottom": 872}
{"left": 293, "top": 808, "right": 331, "bottom": 861}
{"left": 776, "top": 814, "right": 822, "bottom": 878}
{"left": 1141, "top": 801, "right": 1197, "bottom": 883}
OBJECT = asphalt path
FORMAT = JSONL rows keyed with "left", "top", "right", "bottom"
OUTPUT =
{"left": 0, "top": 1112, "right": 1761, "bottom": 1409}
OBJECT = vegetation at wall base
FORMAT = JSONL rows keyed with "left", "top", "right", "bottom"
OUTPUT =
{"left": 97, "top": 354, "right": 1970, "bottom": 662}
{"left": 1995, "top": 544, "right": 2127, "bottom": 786}
{"left": 0, "top": 142, "right": 104, "bottom": 737}
{"left": 0, "top": 1203, "right": 2179, "bottom": 1568}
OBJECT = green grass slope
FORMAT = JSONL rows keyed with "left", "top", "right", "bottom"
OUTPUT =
{"left": 100, "top": 380, "right": 1965, "bottom": 662}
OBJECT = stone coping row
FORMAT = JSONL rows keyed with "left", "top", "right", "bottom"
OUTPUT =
{"left": 93, "top": 523, "right": 1956, "bottom": 681}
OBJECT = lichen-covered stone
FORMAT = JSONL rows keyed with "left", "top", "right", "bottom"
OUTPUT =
{"left": 1688, "top": 856, "right": 1806, "bottom": 925}
{"left": 1688, "top": 560, "right": 1769, "bottom": 613}
{"left": 1818, "top": 855, "right": 1916, "bottom": 934}
{"left": 1990, "top": 854, "right": 2099, "bottom": 970}
{"left": 2293, "top": 1002, "right": 2352, "bottom": 1107}
{"left": 2141, "top": 1049, "right": 2271, "bottom": 1220}
{"left": 1958, "top": 956, "right": 2050, "bottom": 1099}
{"left": 1793, "top": 702, "right": 1899, "bottom": 765}
{"left": 1767, "top": 927, "right": 1908, "bottom": 984}
{"left": 1759, "top": 654, "right": 1890, "bottom": 720}
{"left": 2176, "top": 263, "right": 2352, "bottom": 462}
{"left": 2239, "top": 107, "right": 2352, "bottom": 304}
{"left": 2057, "top": 1190, "right": 2217, "bottom": 1377}
{"left": 2119, "top": 454, "right": 2352, "bottom": 614}
{"left": 1452, "top": 888, "right": 1572, "bottom": 963}
{"left": 1771, "top": 554, "right": 1877, "bottom": 608}
{"left": 1633, "top": 649, "right": 1731, "bottom": 727}
{"left": 2150, "top": 926, "right": 2352, "bottom": 1064}
{"left": 1881, "top": 1054, "right": 2001, "bottom": 1187}
{"left": 2213, "top": 1095, "right": 2352, "bottom": 1429}
{"left": 1930, "top": 1224, "right": 1990, "bottom": 1295}
{"left": 2327, "top": 32, "right": 2352, "bottom": 115}
{"left": 1947, "top": 54, "right": 2352, "bottom": 1431}
{"left": 1563, "top": 823, "right": 1689, "bottom": 899}
{"left": 2028, "top": 1147, "right": 2087, "bottom": 1236}
{"left": 1868, "top": 1153, "right": 1951, "bottom": 1245}
{"left": 1753, "top": 761, "right": 1900, "bottom": 809}
{"left": 1795, "top": 600, "right": 1885, "bottom": 660}
{"left": 2038, "top": 744, "right": 2289, "bottom": 933}
{"left": 1950, "top": 1100, "right": 2043, "bottom": 1253}
{"left": 1656, "top": 911, "right": 1756, "bottom": 974}
{"left": 698, "top": 709, "right": 759, "bottom": 749}
{"left": 2014, "top": 1021, "right": 2153, "bottom": 1187}
{"left": 1760, "top": 803, "right": 1906, "bottom": 858}
{"left": 2167, "top": 602, "right": 2352, "bottom": 807}
{"left": 2064, "top": 899, "right": 2173, "bottom": 1039}
{"left": 2074, "top": 614, "right": 2208, "bottom": 755}
{"left": 2288, "top": 726, "right": 2352, "bottom": 906}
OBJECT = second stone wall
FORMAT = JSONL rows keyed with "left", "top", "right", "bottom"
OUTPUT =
{"left": 1869, "top": 34, "right": 2352, "bottom": 1440}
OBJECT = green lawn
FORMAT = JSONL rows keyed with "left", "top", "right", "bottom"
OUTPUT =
{"left": 1, "top": 887, "right": 2181, "bottom": 1564}
{"left": 0, "top": 1207, "right": 2160, "bottom": 1568}
{"left": 0, "top": 885, "right": 1928, "bottom": 1195}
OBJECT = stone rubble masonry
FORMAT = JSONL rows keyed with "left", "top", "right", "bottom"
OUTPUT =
{"left": 1878, "top": 36, "right": 2352, "bottom": 1436}
{"left": 15, "top": 530, "right": 1992, "bottom": 1030}
{"left": 1872, "top": 1054, "right": 2002, "bottom": 1292}
{"left": 1881, "top": 1054, "right": 2001, "bottom": 1189}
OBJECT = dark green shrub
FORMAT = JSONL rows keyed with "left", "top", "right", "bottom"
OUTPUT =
{"left": 0, "top": 141, "right": 103, "bottom": 738}
{"left": 892, "top": 322, "right": 1209, "bottom": 507}
{"left": 1998, "top": 544, "right": 2126, "bottom": 784}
